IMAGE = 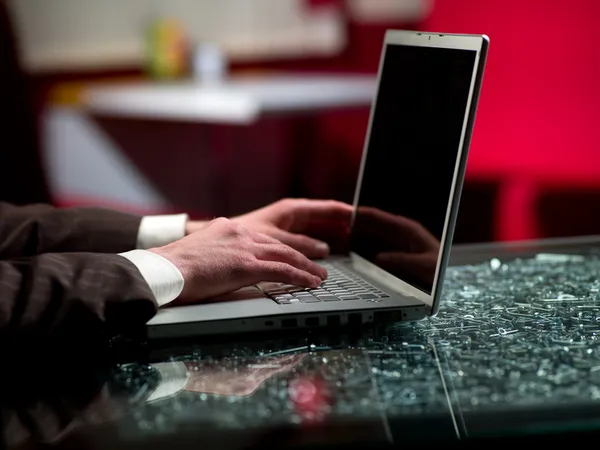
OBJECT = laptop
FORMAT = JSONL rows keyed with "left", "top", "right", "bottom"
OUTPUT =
{"left": 147, "top": 30, "right": 489, "bottom": 340}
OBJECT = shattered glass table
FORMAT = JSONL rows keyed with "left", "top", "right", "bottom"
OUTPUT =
{"left": 6, "top": 236, "right": 600, "bottom": 448}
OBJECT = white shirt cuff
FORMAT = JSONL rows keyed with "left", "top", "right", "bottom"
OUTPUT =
{"left": 137, "top": 214, "right": 188, "bottom": 249}
{"left": 119, "top": 250, "right": 184, "bottom": 307}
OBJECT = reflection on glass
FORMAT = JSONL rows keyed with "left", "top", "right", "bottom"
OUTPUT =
{"left": 1, "top": 349, "right": 380, "bottom": 447}
{"left": 349, "top": 44, "right": 477, "bottom": 294}
{"left": 352, "top": 207, "right": 440, "bottom": 291}
{"left": 174, "top": 354, "right": 306, "bottom": 398}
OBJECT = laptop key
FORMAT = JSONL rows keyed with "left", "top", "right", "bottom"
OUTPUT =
{"left": 358, "top": 294, "right": 378, "bottom": 300}
{"left": 318, "top": 295, "right": 340, "bottom": 302}
{"left": 261, "top": 283, "right": 284, "bottom": 291}
{"left": 287, "top": 287, "right": 305, "bottom": 293}
{"left": 340, "top": 296, "right": 360, "bottom": 300}
{"left": 267, "top": 290, "right": 287, "bottom": 296}
{"left": 299, "top": 296, "right": 321, "bottom": 303}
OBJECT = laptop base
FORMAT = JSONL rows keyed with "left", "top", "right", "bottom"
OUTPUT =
{"left": 147, "top": 303, "right": 428, "bottom": 340}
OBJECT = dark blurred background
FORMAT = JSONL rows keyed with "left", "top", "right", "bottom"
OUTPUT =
{"left": 4, "top": 0, "right": 600, "bottom": 244}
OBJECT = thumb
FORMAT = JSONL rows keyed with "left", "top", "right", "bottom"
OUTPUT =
{"left": 271, "top": 229, "right": 330, "bottom": 259}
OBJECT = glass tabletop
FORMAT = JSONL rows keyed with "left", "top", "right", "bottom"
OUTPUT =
{"left": 443, "top": 235, "right": 600, "bottom": 439}
{"left": 5, "top": 235, "right": 600, "bottom": 449}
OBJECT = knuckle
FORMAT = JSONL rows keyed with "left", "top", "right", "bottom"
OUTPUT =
{"left": 278, "top": 263, "right": 296, "bottom": 277}
{"left": 279, "top": 198, "right": 299, "bottom": 211}
{"left": 214, "top": 217, "right": 246, "bottom": 236}
{"left": 211, "top": 217, "right": 230, "bottom": 227}
{"left": 230, "top": 222, "right": 246, "bottom": 236}
{"left": 231, "top": 254, "right": 253, "bottom": 275}
{"left": 277, "top": 244, "right": 299, "bottom": 260}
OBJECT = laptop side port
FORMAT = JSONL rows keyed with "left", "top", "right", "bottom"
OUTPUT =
{"left": 282, "top": 318, "right": 297, "bottom": 328}
{"left": 327, "top": 315, "right": 341, "bottom": 327}
{"left": 374, "top": 310, "right": 403, "bottom": 322}
{"left": 348, "top": 313, "right": 362, "bottom": 325}
{"left": 305, "top": 317, "right": 319, "bottom": 327}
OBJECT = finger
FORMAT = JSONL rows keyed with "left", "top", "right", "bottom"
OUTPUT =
{"left": 357, "top": 207, "right": 439, "bottom": 247}
{"left": 301, "top": 220, "right": 351, "bottom": 254}
{"left": 253, "top": 261, "right": 322, "bottom": 288}
{"left": 248, "top": 229, "right": 330, "bottom": 263}
{"left": 246, "top": 229, "right": 283, "bottom": 245}
{"left": 357, "top": 206, "right": 418, "bottom": 232}
{"left": 289, "top": 199, "right": 353, "bottom": 229}
{"left": 256, "top": 243, "right": 328, "bottom": 280}
{"left": 269, "top": 229, "right": 330, "bottom": 258}
{"left": 354, "top": 220, "right": 413, "bottom": 251}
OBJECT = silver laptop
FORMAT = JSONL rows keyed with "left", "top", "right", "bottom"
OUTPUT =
{"left": 147, "top": 30, "right": 489, "bottom": 339}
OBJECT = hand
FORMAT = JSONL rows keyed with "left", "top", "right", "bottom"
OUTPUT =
{"left": 183, "top": 354, "right": 305, "bottom": 397}
{"left": 232, "top": 198, "right": 353, "bottom": 258}
{"left": 151, "top": 217, "right": 327, "bottom": 304}
{"left": 185, "top": 198, "right": 353, "bottom": 259}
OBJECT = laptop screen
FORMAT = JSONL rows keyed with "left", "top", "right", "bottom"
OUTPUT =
{"left": 350, "top": 43, "right": 478, "bottom": 295}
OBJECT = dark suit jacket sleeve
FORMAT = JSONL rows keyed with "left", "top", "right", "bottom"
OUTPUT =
{"left": 0, "top": 202, "right": 142, "bottom": 259}
{"left": 0, "top": 252, "right": 157, "bottom": 339}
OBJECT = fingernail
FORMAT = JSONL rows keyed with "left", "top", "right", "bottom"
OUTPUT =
{"left": 312, "top": 276, "right": 322, "bottom": 288}
{"left": 315, "top": 242, "right": 329, "bottom": 254}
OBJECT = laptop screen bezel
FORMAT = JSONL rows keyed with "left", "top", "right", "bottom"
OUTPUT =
{"left": 347, "top": 30, "right": 488, "bottom": 314}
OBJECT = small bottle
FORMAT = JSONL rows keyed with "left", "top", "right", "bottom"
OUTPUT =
{"left": 193, "top": 43, "right": 227, "bottom": 84}
{"left": 145, "top": 3, "right": 188, "bottom": 79}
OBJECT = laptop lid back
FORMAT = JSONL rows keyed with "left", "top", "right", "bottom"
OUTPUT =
{"left": 348, "top": 30, "right": 489, "bottom": 316}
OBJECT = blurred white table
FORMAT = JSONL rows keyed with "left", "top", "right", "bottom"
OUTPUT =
{"left": 46, "top": 74, "right": 375, "bottom": 216}
{"left": 82, "top": 74, "right": 377, "bottom": 124}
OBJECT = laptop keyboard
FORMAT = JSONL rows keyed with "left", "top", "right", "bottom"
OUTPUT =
{"left": 261, "top": 261, "right": 390, "bottom": 305}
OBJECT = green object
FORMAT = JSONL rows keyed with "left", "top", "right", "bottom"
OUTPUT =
{"left": 145, "top": 18, "right": 187, "bottom": 79}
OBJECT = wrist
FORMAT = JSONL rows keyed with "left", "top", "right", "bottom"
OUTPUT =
{"left": 149, "top": 244, "right": 182, "bottom": 272}
{"left": 120, "top": 249, "right": 185, "bottom": 306}
{"left": 149, "top": 244, "right": 192, "bottom": 301}
{"left": 185, "top": 220, "right": 209, "bottom": 236}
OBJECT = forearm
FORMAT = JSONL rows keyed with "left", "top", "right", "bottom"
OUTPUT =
{"left": 0, "top": 202, "right": 142, "bottom": 258}
{"left": 0, "top": 253, "right": 157, "bottom": 339}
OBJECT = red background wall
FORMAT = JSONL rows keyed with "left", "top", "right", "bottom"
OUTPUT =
{"left": 31, "top": 0, "right": 600, "bottom": 242}
{"left": 424, "top": 0, "right": 600, "bottom": 185}
{"left": 300, "top": 0, "right": 600, "bottom": 241}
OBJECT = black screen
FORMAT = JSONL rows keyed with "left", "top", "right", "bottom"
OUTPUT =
{"left": 350, "top": 43, "right": 477, "bottom": 294}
